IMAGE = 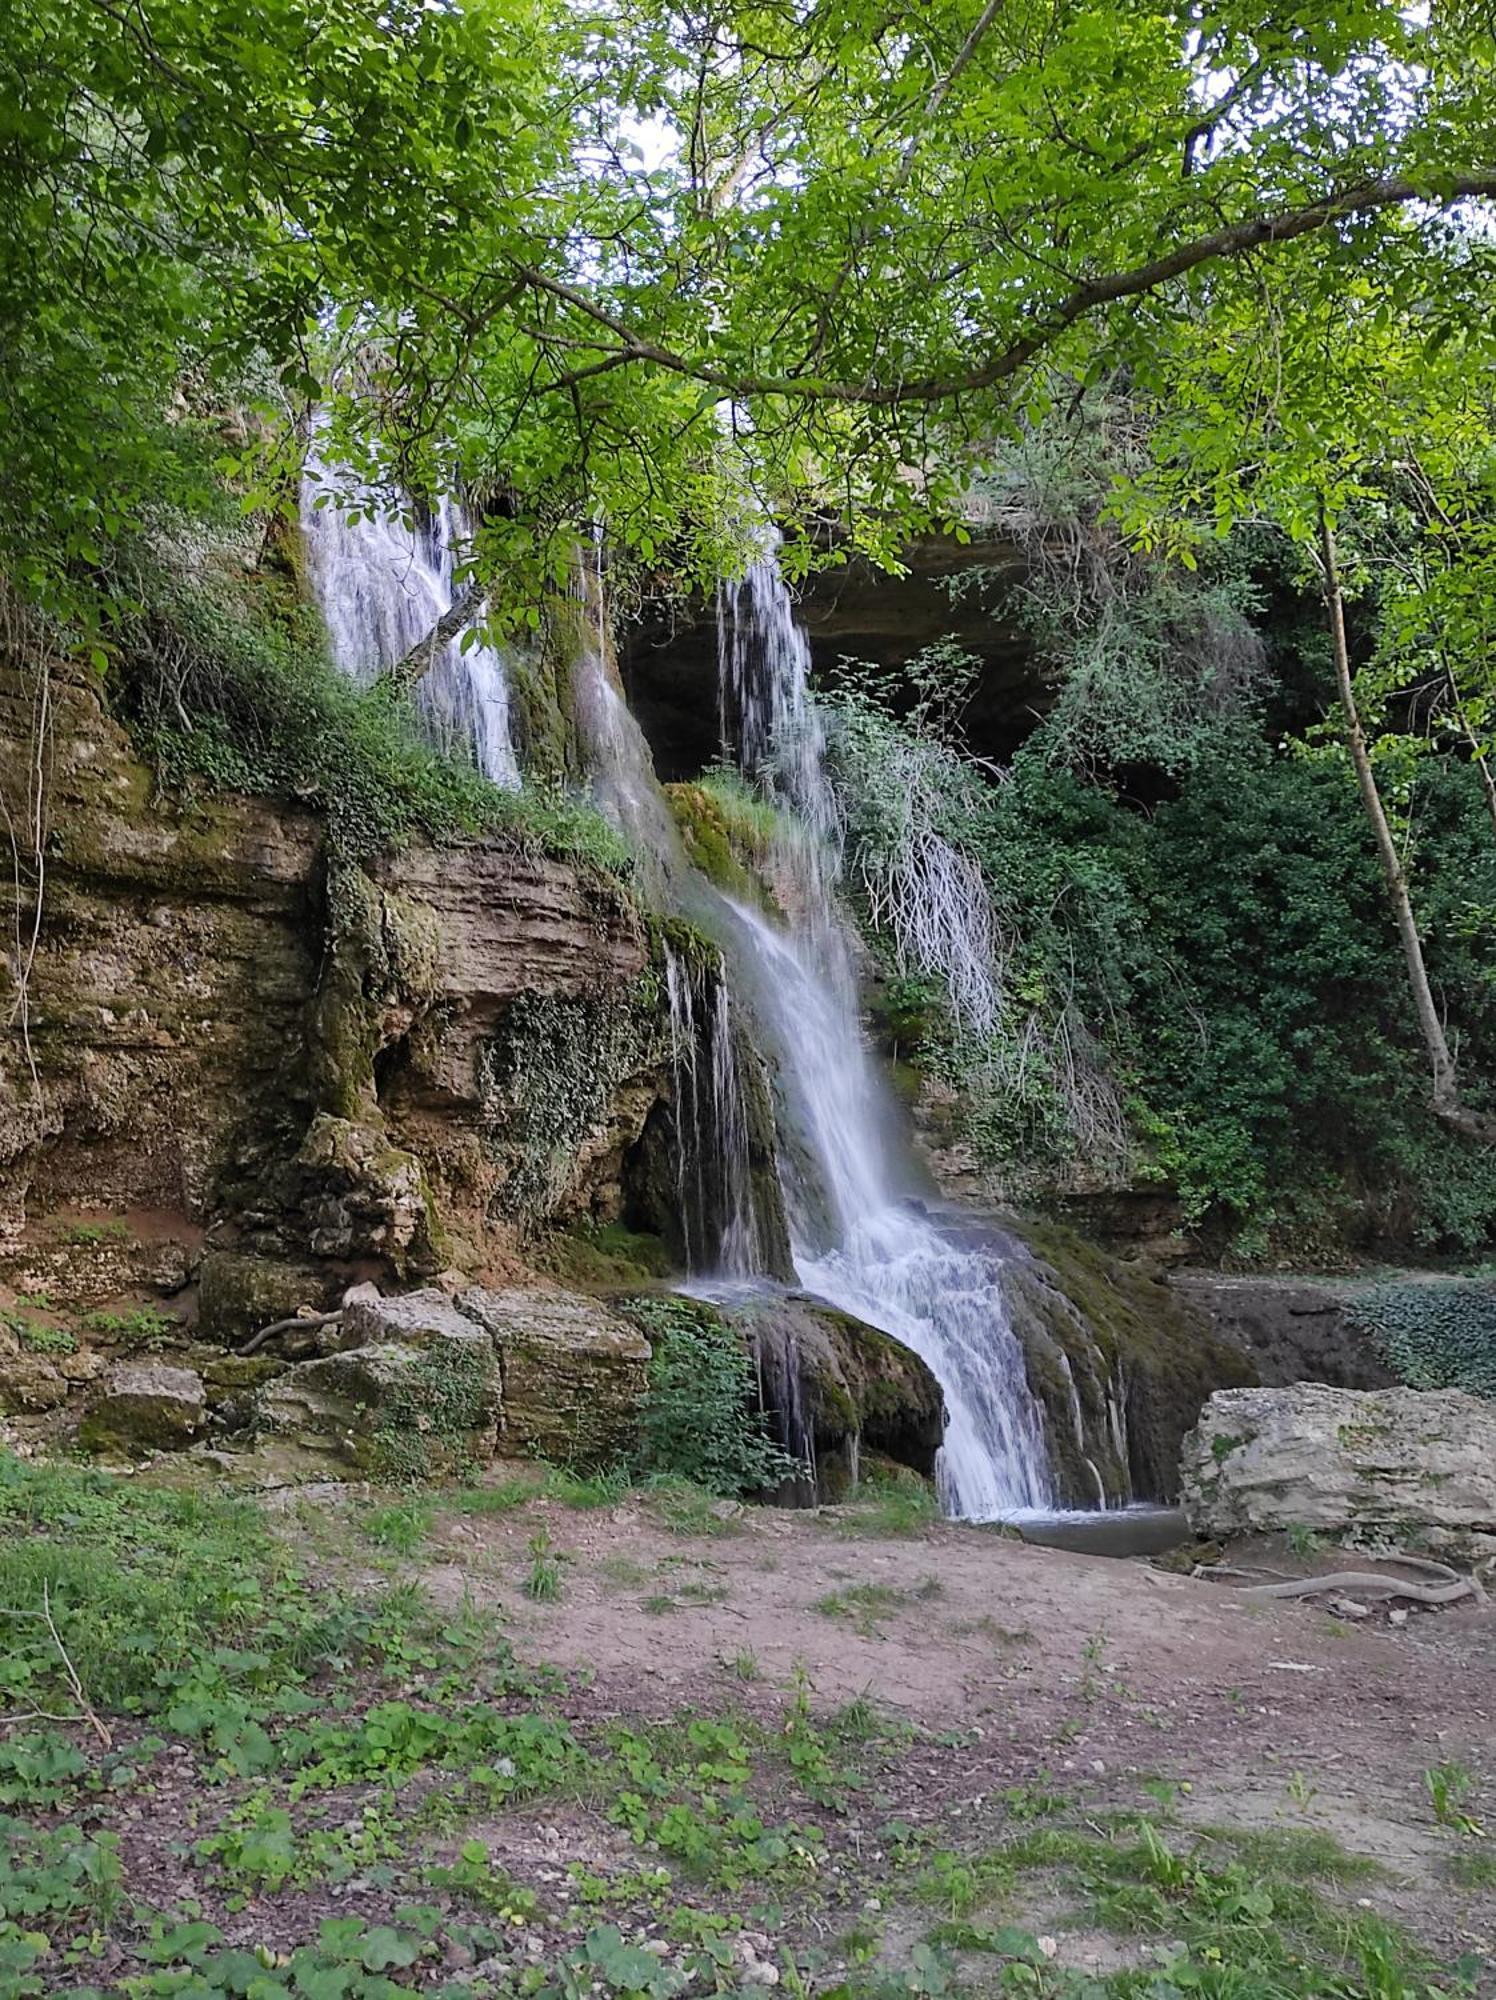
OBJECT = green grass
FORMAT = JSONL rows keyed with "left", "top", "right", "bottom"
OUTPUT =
{"left": 363, "top": 1501, "right": 434, "bottom": 1556}
{"left": 834, "top": 1468, "right": 942, "bottom": 1538}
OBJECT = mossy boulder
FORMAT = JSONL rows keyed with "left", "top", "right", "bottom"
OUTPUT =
{"left": 197, "top": 1249, "right": 337, "bottom": 1347}
{"left": 460, "top": 1285, "right": 650, "bottom": 1468}
{"left": 79, "top": 1361, "right": 207, "bottom": 1457}
{"left": 255, "top": 1314, "right": 501, "bottom": 1478}
{"left": 710, "top": 1292, "right": 944, "bottom": 1503}
{"left": 0, "top": 1350, "right": 69, "bottom": 1414}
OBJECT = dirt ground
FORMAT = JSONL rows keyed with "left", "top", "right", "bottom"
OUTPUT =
{"left": 295, "top": 1486, "right": 1496, "bottom": 1969}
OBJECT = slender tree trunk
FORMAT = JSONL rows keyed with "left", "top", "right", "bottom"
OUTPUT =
{"left": 383, "top": 581, "right": 487, "bottom": 692}
{"left": 1320, "top": 508, "right": 1496, "bottom": 1141}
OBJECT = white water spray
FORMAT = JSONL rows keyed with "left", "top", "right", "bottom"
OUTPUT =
{"left": 299, "top": 457, "right": 520, "bottom": 788}
{"left": 714, "top": 553, "right": 1053, "bottom": 1517}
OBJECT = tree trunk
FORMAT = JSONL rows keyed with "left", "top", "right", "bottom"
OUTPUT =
{"left": 384, "top": 581, "right": 487, "bottom": 692}
{"left": 1320, "top": 508, "right": 1496, "bottom": 1142}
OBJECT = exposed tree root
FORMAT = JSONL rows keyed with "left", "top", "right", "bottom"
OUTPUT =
{"left": 1244, "top": 1571, "right": 1479, "bottom": 1608}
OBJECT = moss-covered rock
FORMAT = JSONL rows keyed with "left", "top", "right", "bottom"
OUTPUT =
{"left": 255, "top": 1319, "right": 500, "bottom": 1479}
{"left": 710, "top": 1292, "right": 944, "bottom": 1503}
{"left": 1005, "top": 1221, "right": 1257, "bottom": 1505}
{"left": 79, "top": 1360, "right": 207, "bottom": 1457}
{"left": 460, "top": 1285, "right": 651, "bottom": 1468}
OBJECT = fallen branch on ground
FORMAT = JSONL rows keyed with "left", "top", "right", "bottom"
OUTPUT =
{"left": 1244, "top": 1571, "right": 1479, "bottom": 1608}
{"left": 238, "top": 1310, "right": 342, "bottom": 1357}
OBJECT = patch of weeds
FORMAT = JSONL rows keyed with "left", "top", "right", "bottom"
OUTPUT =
{"left": 1444, "top": 1848, "right": 1496, "bottom": 1890}
{"left": 1426, "top": 1759, "right": 1485, "bottom": 1836}
{"left": 642, "top": 1593, "right": 679, "bottom": 1616}
{"left": 723, "top": 1648, "right": 760, "bottom": 1681}
{"left": 1286, "top": 1522, "right": 1325, "bottom": 1557}
{"left": 525, "top": 1527, "right": 564, "bottom": 1602}
{"left": 6, "top": 1317, "right": 77, "bottom": 1356}
{"left": 425, "top": 1840, "right": 540, "bottom": 1920}
{"left": 51, "top": 1218, "right": 133, "bottom": 1247}
{"left": 0, "top": 1730, "right": 90, "bottom": 1808}
{"left": 542, "top": 1463, "right": 633, "bottom": 1509}
{"left": 639, "top": 1473, "right": 737, "bottom": 1536}
{"left": 814, "top": 1582, "right": 909, "bottom": 1637}
{"left": 1212, "top": 1823, "right": 1385, "bottom": 1885}
{"left": 598, "top": 1556, "right": 653, "bottom": 1588}
{"left": 1002, "top": 1776, "right": 1071, "bottom": 1822}
{"left": 448, "top": 1474, "right": 540, "bottom": 1514}
{"left": 81, "top": 1305, "right": 177, "bottom": 1351}
{"left": 363, "top": 1499, "right": 434, "bottom": 1556}
{"left": 835, "top": 1467, "right": 941, "bottom": 1538}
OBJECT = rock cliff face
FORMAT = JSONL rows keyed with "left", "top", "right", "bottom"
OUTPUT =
{"left": 0, "top": 654, "right": 670, "bottom": 1293}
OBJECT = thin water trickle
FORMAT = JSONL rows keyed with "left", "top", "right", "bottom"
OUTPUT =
{"left": 300, "top": 455, "right": 520, "bottom": 788}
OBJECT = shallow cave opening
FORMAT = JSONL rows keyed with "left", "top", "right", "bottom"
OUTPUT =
{"left": 372, "top": 1033, "right": 412, "bottom": 1106}
{"left": 618, "top": 532, "right": 1053, "bottom": 781}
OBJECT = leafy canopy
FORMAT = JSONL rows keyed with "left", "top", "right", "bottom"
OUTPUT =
{"left": 5, "top": 0, "right": 1496, "bottom": 626}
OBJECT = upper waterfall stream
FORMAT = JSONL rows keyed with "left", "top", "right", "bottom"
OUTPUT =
{"left": 300, "top": 457, "right": 521, "bottom": 789}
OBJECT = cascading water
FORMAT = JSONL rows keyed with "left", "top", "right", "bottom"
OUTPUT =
{"left": 713, "top": 552, "right": 1053, "bottom": 1519}
{"left": 663, "top": 944, "right": 769, "bottom": 1278}
{"left": 299, "top": 456, "right": 520, "bottom": 788}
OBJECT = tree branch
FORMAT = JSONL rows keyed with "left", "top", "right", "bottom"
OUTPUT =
{"left": 382, "top": 580, "right": 487, "bottom": 692}
{"left": 521, "top": 169, "right": 1496, "bottom": 407}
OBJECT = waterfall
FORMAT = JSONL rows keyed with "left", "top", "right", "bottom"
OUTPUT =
{"left": 713, "top": 553, "right": 1053, "bottom": 1519}
{"left": 299, "top": 457, "right": 520, "bottom": 789}
{"left": 664, "top": 944, "right": 769, "bottom": 1278}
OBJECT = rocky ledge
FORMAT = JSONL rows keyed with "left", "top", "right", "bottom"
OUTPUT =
{"left": 1181, "top": 1382, "right": 1496, "bottom": 1557}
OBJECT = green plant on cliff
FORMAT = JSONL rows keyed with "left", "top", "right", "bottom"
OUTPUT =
{"left": 1347, "top": 1283, "right": 1496, "bottom": 1400}
{"left": 481, "top": 983, "right": 661, "bottom": 1224}
{"left": 623, "top": 1297, "right": 803, "bottom": 1498}
{"left": 111, "top": 547, "right": 629, "bottom": 869}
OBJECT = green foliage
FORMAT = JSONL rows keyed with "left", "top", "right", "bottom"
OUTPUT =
{"left": 834, "top": 1465, "right": 942, "bottom": 1539}
{"left": 81, "top": 1307, "right": 177, "bottom": 1353}
{"left": 111, "top": 546, "right": 629, "bottom": 868}
{"left": 4, "top": 1318, "right": 75, "bottom": 1357}
{"left": 623, "top": 1296, "right": 804, "bottom": 1497}
{"left": 1348, "top": 1282, "right": 1496, "bottom": 1398}
{"left": 483, "top": 984, "right": 661, "bottom": 1221}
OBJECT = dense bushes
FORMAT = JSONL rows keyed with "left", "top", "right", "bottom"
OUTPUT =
{"left": 622, "top": 1296, "right": 802, "bottom": 1496}
{"left": 830, "top": 689, "right": 1496, "bottom": 1256}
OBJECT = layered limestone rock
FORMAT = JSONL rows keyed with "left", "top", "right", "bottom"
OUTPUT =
{"left": 460, "top": 1286, "right": 651, "bottom": 1468}
{"left": 1181, "top": 1383, "right": 1496, "bottom": 1555}
{"left": 0, "top": 656, "right": 672, "bottom": 1288}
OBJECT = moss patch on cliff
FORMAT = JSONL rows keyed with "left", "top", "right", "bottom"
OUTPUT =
{"left": 480, "top": 980, "right": 665, "bottom": 1226}
{"left": 663, "top": 772, "right": 784, "bottom": 912}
